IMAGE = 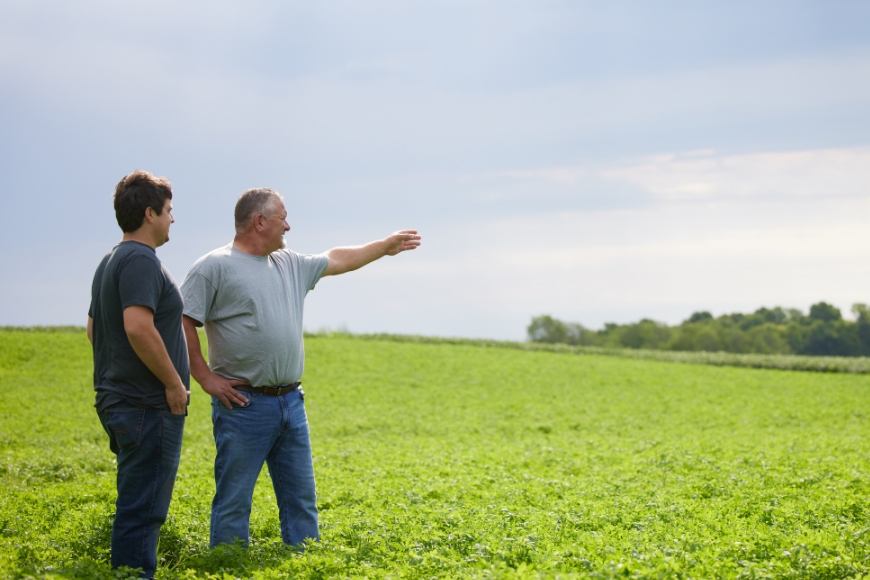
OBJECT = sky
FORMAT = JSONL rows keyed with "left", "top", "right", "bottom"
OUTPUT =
{"left": 1, "top": 1, "right": 869, "bottom": 340}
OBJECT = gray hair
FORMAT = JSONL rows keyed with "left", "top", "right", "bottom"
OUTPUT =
{"left": 234, "top": 188, "right": 284, "bottom": 233}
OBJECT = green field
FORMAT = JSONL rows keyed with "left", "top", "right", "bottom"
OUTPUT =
{"left": 1, "top": 329, "right": 869, "bottom": 579}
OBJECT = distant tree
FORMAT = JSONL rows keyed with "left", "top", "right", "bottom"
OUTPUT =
{"left": 798, "top": 320, "right": 862, "bottom": 356}
{"left": 668, "top": 324, "right": 722, "bottom": 352}
{"left": 852, "top": 303, "right": 870, "bottom": 356}
{"left": 527, "top": 315, "right": 568, "bottom": 344}
{"left": 564, "top": 322, "right": 595, "bottom": 346}
{"left": 526, "top": 302, "right": 869, "bottom": 356}
{"left": 755, "top": 306, "right": 790, "bottom": 325}
{"left": 685, "top": 311, "right": 713, "bottom": 324}
{"left": 744, "top": 323, "right": 791, "bottom": 354}
{"left": 617, "top": 319, "right": 672, "bottom": 350}
{"left": 737, "top": 313, "right": 766, "bottom": 331}
{"left": 808, "top": 302, "right": 842, "bottom": 323}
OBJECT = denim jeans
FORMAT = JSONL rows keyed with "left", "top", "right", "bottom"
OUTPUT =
{"left": 210, "top": 388, "right": 318, "bottom": 548}
{"left": 97, "top": 401, "right": 185, "bottom": 579}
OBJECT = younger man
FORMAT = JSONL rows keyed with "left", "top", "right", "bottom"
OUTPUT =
{"left": 88, "top": 170, "right": 190, "bottom": 579}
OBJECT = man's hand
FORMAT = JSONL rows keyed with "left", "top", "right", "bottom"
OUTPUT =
{"left": 384, "top": 230, "right": 422, "bottom": 256}
{"left": 323, "top": 229, "right": 422, "bottom": 276}
{"left": 166, "top": 383, "right": 190, "bottom": 415}
{"left": 198, "top": 372, "right": 250, "bottom": 410}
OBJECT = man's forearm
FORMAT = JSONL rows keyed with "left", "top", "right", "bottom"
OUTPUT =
{"left": 323, "top": 230, "right": 420, "bottom": 277}
{"left": 324, "top": 240, "right": 389, "bottom": 276}
{"left": 126, "top": 325, "right": 187, "bottom": 391}
{"left": 182, "top": 316, "right": 214, "bottom": 385}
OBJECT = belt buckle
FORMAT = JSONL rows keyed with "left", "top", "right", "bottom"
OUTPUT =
{"left": 264, "top": 385, "right": 281, "bottom": 396}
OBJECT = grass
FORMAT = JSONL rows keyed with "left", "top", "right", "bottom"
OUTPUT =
{"left": 336, "top": 332, "right": 870, "bottom": 374}
{"left": 1, "top": 328, "right": 869, "bottom": 578}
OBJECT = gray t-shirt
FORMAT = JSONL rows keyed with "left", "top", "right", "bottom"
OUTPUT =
{"left": 180, "top": 244, "right": 329, "bottom": 386}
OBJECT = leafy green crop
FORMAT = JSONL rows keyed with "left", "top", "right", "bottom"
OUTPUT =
{"left": 1, "top": 329, "right": 869, "bottom": 579}
{"left": 332, "top": 331, "right": 870, "bottom": 374}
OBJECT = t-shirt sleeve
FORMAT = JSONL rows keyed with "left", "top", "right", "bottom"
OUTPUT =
{"left": 118, "top": 255, "right": 163, "bottom": 313}
{"left": 301, "top": 253, "right": 329, "bottom": 291}
{"left": 88, "top": 258, "right": 107, "bottom": 319}
{"left": 180, "top": 265, "right": 216, "bottom": 326}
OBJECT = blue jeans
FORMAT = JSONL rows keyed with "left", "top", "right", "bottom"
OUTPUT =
{"left": 97, "top": 401, "right": 185, "bottom": 579}
{"left": 210, "top": 388, "right": 318, "bottom": 548}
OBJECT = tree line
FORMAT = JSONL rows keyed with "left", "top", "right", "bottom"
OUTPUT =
{"left": 528, "top": 302, "right": 870, "bottom": 357}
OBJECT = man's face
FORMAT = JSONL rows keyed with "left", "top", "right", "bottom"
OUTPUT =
{"left": 262, "top": 199, "right": 290, "bottom": 253}
{"left": 153, "top": 198, "right": 174, "bottom": 247}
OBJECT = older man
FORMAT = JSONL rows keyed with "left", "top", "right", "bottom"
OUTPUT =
{"left": 88, "top": 170, "right": 189, "bottom": 579}
{"left": 180, "top": 187, "right": 420, "bottom": 548}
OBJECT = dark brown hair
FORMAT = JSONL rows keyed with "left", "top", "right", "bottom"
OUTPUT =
{"left": 113, "top": 170, "right": 173, "bottom": 233}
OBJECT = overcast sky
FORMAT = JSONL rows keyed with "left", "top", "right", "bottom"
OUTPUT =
{"left": 2, "top": 1, "right": 869, "bottom": 340}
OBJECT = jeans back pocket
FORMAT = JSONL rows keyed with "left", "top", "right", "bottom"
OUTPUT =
{"left": 103, "top": 408, "right": 145, "bottom": 452}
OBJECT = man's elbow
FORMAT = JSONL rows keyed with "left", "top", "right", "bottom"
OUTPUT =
{"left": 123, "top": 310, "right": 155, "bottom": 343}
{"left": 124, "top": 321, "right": 151, "bottom": 344}
{"left": 323, "top": 255, "right": 347, "bottom": 277}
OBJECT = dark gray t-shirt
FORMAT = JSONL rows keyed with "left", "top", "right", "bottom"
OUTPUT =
{"left": 89, "top": 241, "right": 190, "bottom": 411}
{"left": 180, "top": 244, "right": 328, "bottom": 386}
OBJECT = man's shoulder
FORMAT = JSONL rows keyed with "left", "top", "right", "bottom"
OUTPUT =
{"left": 108, "top": 242, "right": 161, "bottom": 272}
{"left": 182, "top": 244, "right": 240, "bottom": 293}
{"left": 273, "top": 248, "right": 327, "bottom": 264}
{"left": 189, "top": 243, "right": 235, "bottom": 270}
{"left": 272, "top": 248, "right": 300, "bottom": 261}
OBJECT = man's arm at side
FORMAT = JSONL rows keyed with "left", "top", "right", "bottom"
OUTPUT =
{"left": 182, "top": 315, "right": 249, "bottom": 409}
{"left": 322, "top": 230, "right": 421, "bottom": 277}
{"left": 123, "top": 305, "right": 188, "bottom": 414}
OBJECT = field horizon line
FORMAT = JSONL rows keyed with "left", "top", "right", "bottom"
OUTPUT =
{"left": 4, "top": 326, "right": 869, "bottom": 374}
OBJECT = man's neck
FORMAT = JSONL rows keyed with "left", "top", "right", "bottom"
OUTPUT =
{"left": 232, "top": 233, "right": 272, "bottom": 257}
{"left": 122, "top": 229, "right": 157, "bottom": 249}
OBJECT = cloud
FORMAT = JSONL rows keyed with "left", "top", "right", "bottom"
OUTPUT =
{"left": 496, "top": 147, "right": 870, "bottom": 204}
{"left": 601, "top": 148, "right": 870, "bottom": 201}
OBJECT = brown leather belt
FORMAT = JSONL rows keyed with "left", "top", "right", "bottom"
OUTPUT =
{"left": 233, "top": 382, "right": 301, "bottom": 396}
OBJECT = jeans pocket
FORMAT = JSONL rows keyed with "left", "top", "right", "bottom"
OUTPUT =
{"left": 160, "top": 411, "right": 186, "bottom": 449}
{"left": 104, "top": 408, "right": 145, "bottom": 451}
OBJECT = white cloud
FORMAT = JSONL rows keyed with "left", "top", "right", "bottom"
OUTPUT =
{"left": 601, "top": 148, "right": 870, "bottom": 201}
{"left": 497, "top": 147, "right": 870, "bottom": 204}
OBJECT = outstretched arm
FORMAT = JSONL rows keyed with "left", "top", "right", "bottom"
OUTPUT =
{"left": 322, "top": 230, "right": 421, "bottom": 277}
